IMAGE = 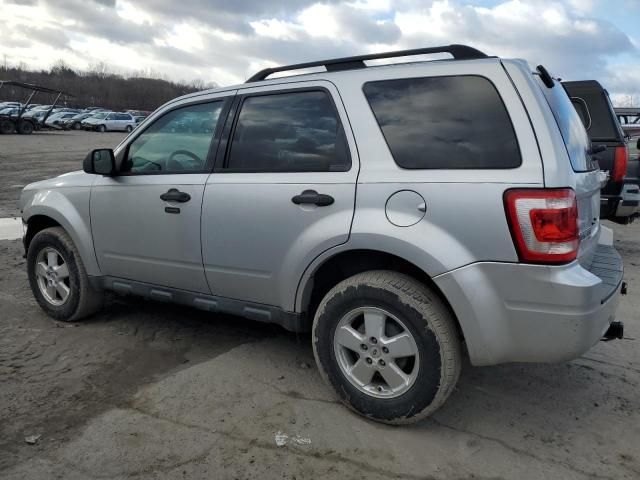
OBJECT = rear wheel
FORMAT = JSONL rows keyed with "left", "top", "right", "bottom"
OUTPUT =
{"left": 73, "top": 121, "right": 81, "bottom": 130}
{"left": 125, "top": 125, "right": 133, "bottom": 133}
{"left": 312, "top": 270, "right": 461, "bottom": 424}
{"left": 97, "top": 124, "right": 106, "bottom": 133}
{"left": 27, "top": 227, "right": 103, "bottom": 321}
{"left": 0, "top": 118, "right": 15, "bottom": 134}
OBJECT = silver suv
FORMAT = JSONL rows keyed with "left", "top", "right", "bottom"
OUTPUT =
{"left": 20, "top": 45, "right": 625, "bottom": 424}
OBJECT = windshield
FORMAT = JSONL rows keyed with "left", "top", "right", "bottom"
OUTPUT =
{"left": 91, "top": 112, "right": 109, "bottom": 119}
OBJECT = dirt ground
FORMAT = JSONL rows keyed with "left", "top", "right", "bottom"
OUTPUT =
{"left": 0, "top": 132, "right": 638, "bottom": 479}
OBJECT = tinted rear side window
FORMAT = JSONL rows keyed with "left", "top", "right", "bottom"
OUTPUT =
{"left": 564, "top": 90, "right": 620, "bottom": 141}
{"left": 363, "top": 75, "right": 521, "bottom": 169}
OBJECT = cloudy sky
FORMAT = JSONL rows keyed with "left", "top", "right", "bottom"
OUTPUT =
{"left": 1, "top": 0, "right": 639, "bottom": 104}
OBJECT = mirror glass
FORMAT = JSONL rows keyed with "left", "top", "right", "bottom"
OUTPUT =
{"left": 92, "top": 149, "right": 114, "bottom": 175}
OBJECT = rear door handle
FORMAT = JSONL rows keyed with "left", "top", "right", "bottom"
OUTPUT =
{"left": 160, "top": 188, "right": 191, "bottom": 203}
{"left": 291, "top": 189, "right": 334, "bottom": 207}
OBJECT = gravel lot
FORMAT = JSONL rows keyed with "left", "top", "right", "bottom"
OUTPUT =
{"left": 0, "top": 131, "right": 639, "bottom": 479}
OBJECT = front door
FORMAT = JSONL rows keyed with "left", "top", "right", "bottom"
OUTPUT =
{"left": 91, "top": 94, "right": 232, "bottom": 293}
{"left": 202, "top": 82, "right": 358, "bottom": 310}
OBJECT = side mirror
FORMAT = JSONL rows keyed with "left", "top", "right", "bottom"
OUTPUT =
{"left": 83, "top": 148, "right": 116, "bottom": 176}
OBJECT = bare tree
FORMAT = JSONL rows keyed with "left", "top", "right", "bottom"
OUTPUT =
{"left": 0, "top": 62, "right": 213, "bottom": 111}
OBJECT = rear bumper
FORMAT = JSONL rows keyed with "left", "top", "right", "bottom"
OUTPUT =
{"left": 434, "top": 237, "right": 623, "bottom": 366}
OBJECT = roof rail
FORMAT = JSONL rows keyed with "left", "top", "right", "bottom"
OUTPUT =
{"left": 246, "top": 44, "right": 488, "bottom": 83}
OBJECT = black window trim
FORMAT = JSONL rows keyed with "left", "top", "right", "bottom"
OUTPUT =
{"left": 361, "top": 73, "right": 523, "bottom": 170}
{"left": 116, "top": 96, "right": 234, "bottom": 177}
{"left": 215, "top": 86, "right": 352, "bottom": 174}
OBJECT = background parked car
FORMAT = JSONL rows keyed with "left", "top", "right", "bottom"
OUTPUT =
{"left": 62, "top": 112, "right": 93, "bottom": 130}
{"left": 564, "top": 80, "right": 629, "bottom": 219}
{"left": 83, "top": 111, "right": 136, "bottom": 132}
{"left": 615, "top": 107, "right": 640, "bottom": 136}
{"left": 45, "top": 111, "right": 78, "bottom": 129}
{"left": 615, "top": 134, "right": 640, "bottom": 222}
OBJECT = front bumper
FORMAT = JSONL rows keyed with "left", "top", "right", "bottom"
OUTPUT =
{"left": 434, "top": 240, "right": 623, "bottom": 366}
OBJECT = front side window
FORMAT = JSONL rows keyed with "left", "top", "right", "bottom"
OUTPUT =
{"left": 363, "top": 75, "right": 521, "bottom": 169}
{"left": 226, "top": 90, "right": 350, "bottom": 172}
{"left": 122, "top": 101, "right": 224, "bottom": 174}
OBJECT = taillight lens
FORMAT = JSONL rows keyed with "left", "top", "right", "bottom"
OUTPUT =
{"left": 612, "top": 145, "right": 628, "bottom": 182}
{"left": 504, "top": 188, "right": 579, "bottom": 264}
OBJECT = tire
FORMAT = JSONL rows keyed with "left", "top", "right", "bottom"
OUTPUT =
{"left": 0, "top": 118, "right": 15, "bottom": 134}
{"left": 312, "top": 270, "right": 461, "bottom": 424}
{"left": 73, "top": 122, "right": 81, "bottom": 130}
{"left": 125, "top": 125, "right": 133, "bottom": 133}
{"left": 17, "top": 120, "right": 34, "bottom": 135}
{"left": 27, "top": 227, "right": 103, "bottom": 322}
{"left": 98, "top": 124, "right": 106, "bottom": 133}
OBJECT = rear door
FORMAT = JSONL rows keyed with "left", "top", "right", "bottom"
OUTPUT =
{"left": 201, "top": 81, "right": 358, "bottom": 310}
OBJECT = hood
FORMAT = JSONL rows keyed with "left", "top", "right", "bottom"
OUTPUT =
{"left": 23, "top": 170, "right": 94, "bottom": 191}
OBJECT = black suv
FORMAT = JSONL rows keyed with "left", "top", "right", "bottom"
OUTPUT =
{"left": 563, "top": 80, "right": 628, "bottom": 219}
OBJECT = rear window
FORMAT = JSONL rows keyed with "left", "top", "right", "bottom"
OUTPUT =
{"left": 362, "top": 75, "right": 521, "bottom": 169}
{"left": 566, "top": 90, "right": 620, "bottom": 141}
{"left": 542, "top": 82, "right": 596, "bottom": 172}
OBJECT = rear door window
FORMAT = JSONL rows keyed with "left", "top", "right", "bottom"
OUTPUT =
{"left": 225, "top": 90, "right": 350, "bottom": 172}
{"left": 362, "top": 75, "right": 521, "bottom": 169}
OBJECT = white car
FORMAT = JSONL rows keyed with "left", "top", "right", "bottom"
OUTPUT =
{"left": 44, "top": 112, "right": 77, "bottom": 129}
{"left": 83, "top": 111, "right": 136, "bottom": 132}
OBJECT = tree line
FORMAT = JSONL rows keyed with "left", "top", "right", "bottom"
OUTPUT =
{"left": 0, "top": 60, "right": 216, "bottom": 112}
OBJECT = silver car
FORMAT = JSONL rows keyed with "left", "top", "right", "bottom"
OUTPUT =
{"left": 19, "top": 45, "right": 625, "bottom": 424}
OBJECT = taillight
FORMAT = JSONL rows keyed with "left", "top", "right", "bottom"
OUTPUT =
{"left": 504, "top": 188, "right": 579, "bottom": 264}
{"left": 612, "top": 145, "right": 628, "bottom": 182}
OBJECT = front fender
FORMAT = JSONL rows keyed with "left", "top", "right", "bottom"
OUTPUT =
{"left": 22, "top": 187, "right": 100, "bottom": 276}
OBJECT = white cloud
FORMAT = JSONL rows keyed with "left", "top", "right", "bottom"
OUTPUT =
{"left": 0, "top": 0, "right": 637, "bottom": 102}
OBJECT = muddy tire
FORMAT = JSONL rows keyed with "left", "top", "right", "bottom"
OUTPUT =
{"left": 27, "top": 227, "right": 103, "bottom": 322}
{"left": 312, "top": 270, "right": 461, "bottom": 424}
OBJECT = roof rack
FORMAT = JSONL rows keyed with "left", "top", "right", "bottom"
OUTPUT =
{"left": 246, "top": 44, "right": 488, "bottom": 83}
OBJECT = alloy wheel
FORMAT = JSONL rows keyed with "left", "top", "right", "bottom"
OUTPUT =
{"left": 333, "top": 306, "right": 420, "bottom": 398}
{"left": 35, "top": 247, "right": 71, "bottom": 306}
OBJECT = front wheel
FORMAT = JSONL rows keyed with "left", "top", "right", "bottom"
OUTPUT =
{"left": 312, "top": 271, "right": 461, "bottom": 424}
{"left": 97, "top": 124, "right": 106, "bottom": 133}
{"left": 27, "top": 227, "right": 103, "bottom": 321}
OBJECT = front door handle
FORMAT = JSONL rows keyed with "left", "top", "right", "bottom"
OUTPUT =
{"left": 160, "top": 188, "right": 191, "bottom": 203}
{"left": 291, "top": 189, "right": 334, "bottom": 207}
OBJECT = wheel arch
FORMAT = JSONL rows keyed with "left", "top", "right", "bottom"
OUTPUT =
{"left": 23, "top": 198, "right": 100, "bottom": 276}
{"left": 296, "top": 248, "right": 463, "bottom": 340}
